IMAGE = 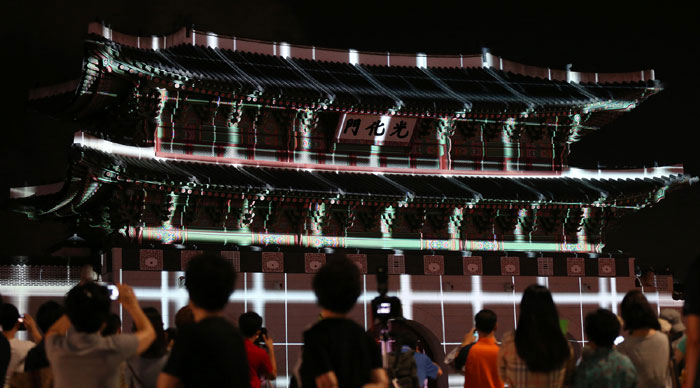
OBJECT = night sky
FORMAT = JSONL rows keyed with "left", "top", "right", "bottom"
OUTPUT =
{"left": 3, "top": 1, "right": 699, "bottom": 275}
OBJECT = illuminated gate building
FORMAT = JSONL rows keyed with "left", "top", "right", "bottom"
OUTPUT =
{"left": 11, "top": 22, "right": 690, "bottom": 387}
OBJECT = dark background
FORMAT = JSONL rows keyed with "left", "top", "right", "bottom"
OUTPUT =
{"left": 2, "top": 1, "right": 698, "bottom": 276}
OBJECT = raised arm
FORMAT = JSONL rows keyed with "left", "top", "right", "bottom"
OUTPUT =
{"left": 263, "top": 332, "right": 278, "bottom": 380}
{"left": 45, "top": 315, "right": 71, "bottom": 338}
{"left": 117, "top": 284, "right": 156, "bottom": 354}
{"left": 22, "top": 313, "right": 42, "bottom": 343}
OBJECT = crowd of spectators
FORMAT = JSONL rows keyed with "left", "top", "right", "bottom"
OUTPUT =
{"left": 0, "top": 254, "right": 697, "bottom": 388}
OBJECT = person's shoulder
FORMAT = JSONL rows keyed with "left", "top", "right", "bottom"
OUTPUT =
{"left": 195, "top": 317, "right": 239, "bottom": 334}
{"left": 611, "top": 349, "right": 636, "bottom": 367}
{"left": 248, "top": 343, "right": 268, "bottom": 358}
{"left": 413, "top": 350, "right": 431, "bottom": 362}
{"left": 44, "top": 334, "right": 66, "bottom": 354}
{"left": 306, "top": 318, "right": 360, "bottom": 334}
{"left": 102, "top": 333, "right": 139, "bottom": 351}
{"left": 651, "top": 330, "right": 670, "bottom": 344}
{"left": 13, "top": 339, "right": 36, "bottom": 352}
{"left": 616, "top": 338, "right": 630, "bottom": 351}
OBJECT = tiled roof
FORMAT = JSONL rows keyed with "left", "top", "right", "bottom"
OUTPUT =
{"left": 89, "top": 36, "right": 659, "bottom": 115}
{"left": 75, "top": 145, "right": 683, "bottom": 205}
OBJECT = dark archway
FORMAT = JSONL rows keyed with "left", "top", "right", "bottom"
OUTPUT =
{"left": 370, "top": 319, "right": 449, "bottom": 388}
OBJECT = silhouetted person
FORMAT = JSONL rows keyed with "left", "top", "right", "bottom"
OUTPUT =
{"left": 390, "top": 331, "right": 441, "bottom": 388}
{"left": 497, "top": 285, "right": 574, "bottom": 388}
{"left": 298, "top": 257, "right": 388, "bottom": 388}
{"left": 126, "top": 307, "right": 169, "bottom": 388}
{"left": 45, "top": 283, "right": 156, "bottom": 388}
{"left": 158, "top": 253, "right": 249, "bottom": 388}
{"left": 23, "top": 300, "right": 65, "bottom": 388}
{"left": 2, "top": 303, "right": 41, "bottom": 384}
{"left": 574, "top": 309, "right": 637, "bottom": 388}
{"left": 617, "top": 290, "right": 671, "bottom": 388}
{"left": 174, "top": 305, "right": 194, "bottom": 330}
{"left": 455, "top": 309, "right": 502, "bottom": 388}
{"left": 239, "top": 312, "right": 277, "bottom": 388}
{"left": 164, "top": 328, "right": 176, "bottom": 351}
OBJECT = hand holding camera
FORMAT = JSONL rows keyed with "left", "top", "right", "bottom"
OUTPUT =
{"left": 262, "top": 331, "right": 274, "bottom": 351}
{"left": 461, "top": 328, "right": 478, "bottom": 346}
{"left": 116, "top": 284, "right": 139, "bottom": 309}
{"left": 22, "top": 313, "right": 37, "bottom": 330}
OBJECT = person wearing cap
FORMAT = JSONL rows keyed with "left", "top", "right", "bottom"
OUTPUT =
{"left": 660, "top": 309, "right": 687, "bottom": 350}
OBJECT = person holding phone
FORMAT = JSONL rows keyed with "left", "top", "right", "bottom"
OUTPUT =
{"left": 1, "top": 303, "right": 41, "bottom": 385}
{"left": 454, "top": 309, "right": 503, "bottom": 388}
{"left": 44, "top": 282, "right": 156, "bottom": 388}
{"left": 239, "top": 312, "right": 277, "bottom": 388}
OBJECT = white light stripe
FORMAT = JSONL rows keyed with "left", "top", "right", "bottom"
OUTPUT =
{"left": 0, "top": 284, "right": 659, "bottom": 307}
{"left": 0, "top": 269, "right": 684, "bottom": 376}
{"left": 74, "top": 133, "right": 156, "bottom": 159}
{"left": 449, "top": 374, "right": 465, "bottom": 387}
{"left": 0, "top": 283, "right": 676, "bottom": 309}
{"left": 471, "top": 276, "right": 482, "bottom": 319}
{"left": 284, "top": 273, "right": 289, "bottom": 383}
{"left": 280, "top": 42, "right": 290, "bottom": 58}
{"left": 161, "top": 271, "right": 169, "bottom": 327}
{"left": 598, "top": 278, "right": 608, "bottom": 308}
{"left": 253, "top": 273, "right": 265, "bottom": 322}
{"left": 15, "top": 267, "right": 28, "bottom": 341}
{"left": 439, "top": 275, "right": 447, "bottom": 353}
{"left": 655, "top": 289, "right": 661, "bottom": 316}
{"left": 512, "top": 276, "right": 517, "bottom": 328}
{"left": 610, "top": 278, "right": 618, "bottom": 314}
{"left": 400, "top": 275, "right": 413, "bottom": 320}
{"left": 119, "top": 269, "right": 123, "bottom": 325}
{"left": 173, "top": 271, "right": 187, "bottom": 317}
{"left": 206, "top": 34, "right": 218, "bottom": 49}
{"left": 9, "top": 182, "right": 64, "bottom": 199}
{"left": 416, "top": 53, "right": 427, "bottom": 68}
{"left": 579, "top": 277, "right": 585, "bottom": 343}
{"left": 349, "top": 49, "right": 359, "bottom": 65}
{"left": 363, "top": 275, "right": 368, "bottom": 330}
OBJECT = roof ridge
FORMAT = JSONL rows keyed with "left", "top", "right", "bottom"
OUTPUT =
{"left": 87, "top": 21, "right": 658, "bottom": 85}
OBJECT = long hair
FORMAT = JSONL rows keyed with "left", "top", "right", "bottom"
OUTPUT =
{"left": 515, "top": 285, "right": 570, "bottom": 372}
{"left": 620, "top": 290, "right": 661, "bottom": 332}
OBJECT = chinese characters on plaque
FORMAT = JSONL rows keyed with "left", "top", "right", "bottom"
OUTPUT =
{"left": 335, "top": 114, "right": 417, "bottom": 145}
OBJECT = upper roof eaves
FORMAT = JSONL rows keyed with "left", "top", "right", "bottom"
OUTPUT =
{"left": 91, "top": 22, "right": 657, "bottom": 86}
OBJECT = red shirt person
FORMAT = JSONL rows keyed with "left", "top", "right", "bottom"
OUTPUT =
{"left": 239, "top": 312, "right": 277, "bottom": 388}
